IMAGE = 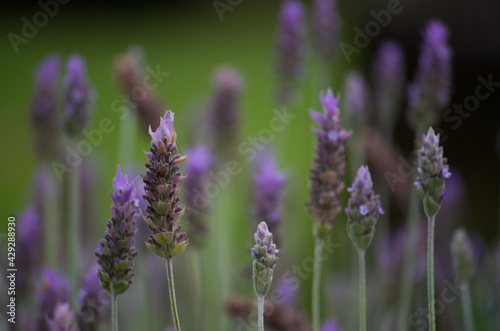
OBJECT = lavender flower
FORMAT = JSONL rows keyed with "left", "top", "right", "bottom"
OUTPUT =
{"left": 207, "top": 67, "right": 243, "bottom": 160}
{"left": 275, "top": 0, "right": 305, "bottom": 105}
{"left": 95, "top": 165, "right": 139, "bottom": 295}
{"left": 115, "top": 48, "right": 164, "bottom": 132}
{"left": 46, "top": 303, "right": 78, "bottom": 331}
{"left": 275, "top": 278, "right": 297, "bottom": 306}
{"left": 407, "top": 20, "right": 452, "bottom": 132}
{"left": 77, "top": 264, "right": 109, "bottom": 331}
{"left": 307, "top": 89, "right": 351, "bottom": 239}
{"left": 18, "top": 206, "right": 42, "bottom": 291}
{"left": 414, "top": 127, "right": 451, "bottom": 218}
{"left": 344, "top": 71, "right": 372, "bottom": 128}
{"left": 142, "top": 110, "right": 189, "bottom": 259}
{"left": 312, "top": 0, "right": 340, "bottom": 63}
{"left": 184, "top": 145, "right": 214, "bottom": 247}
{"left": 252, "top": 222, "right": 279, "bottom": 298}
{"left": 450, "top": 228, "right": 476, "bottom": 282}
{"left": 36, "top": 268, "right": 70, "bottom": 320}
{"left": 62, "top": 55, "right": 94, "bottom": 137}
{"left": 31, "top": 55, "right": 61, "bottom": 160}
{"left": 253, "top": 150, "right": 286, "bottom": 245}
{"left": 322, "top": 319, "right": 342, "bottom": 331}
{"left": 345, "top": 166, "right": 384, "bottom": 251}
{"left": 372, "top": 41, "right": 405, "bottom": 132}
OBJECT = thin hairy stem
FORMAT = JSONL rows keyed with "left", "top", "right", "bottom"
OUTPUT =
{"left": 358, "top": 250, "right": 366, "bottom": 331}
{"left": 166, "top": 258, "right": 181, "bottom": 331}
{"left": 427, "top": 214, "right": 436, "bottom": 331}
{"left": 312, "top": 237, "right": 324, "bottom": 331}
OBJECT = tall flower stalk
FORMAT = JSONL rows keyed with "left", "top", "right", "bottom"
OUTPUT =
{"left": 415, "top": 128, "right": 451, "bottom": 331}
{"left": 307, "top": 89, "right": 350, "bottom": 330}
{"left": 141, "top": 111, "right": 188, "bottom": 331}
{"left": 62, "top": 55, "right": 94, "bottom": 302}
{"left": 252, "top": 222, "right": 279, "bottom": 331}
{"left": 451, "top": 228, "right": 476, "bottom": 331}
{"left": 95, "top": 166, "right": 139, "bottom": 331}
{"left": 346, "top": 166, "right": 384, "bottom": 331}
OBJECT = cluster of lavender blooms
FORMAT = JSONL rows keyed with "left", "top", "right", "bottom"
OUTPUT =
{"left": 207, "top": 67, "right": 243, "bottom": 160}
{"left": 307, "top": 89, "right": 351, "bottom": 239}
{"left": 253, "top": 150, "right": 286, "bottom": 245}
{"left": 344, "top": 71, "right": 372, "bottom": 129}
{"left": 252, "top": 222, "right": 279, "bottom": 298}
{"left": 62, "top": 55, "right": 95, "bottom": 137}
{"left": 275, "top": 0, "right": 305, "bottom": 105}
{"left": 46, "top": 303, "right": 78, "bottom": 331}
{"left": 414, "top": 128, "right": 451, "bottom": 217}
{"left": 184, "top": 145, "right": 214, "bottom": 247}
{"left": 77, "top": 264, "right": 109, "bottom": 330}
{"left": 345, "top": 166, "right": 384, "bottom": 251}
{"left": 36, "top": 268, "right": 70, "bottom": 326}
{"left": 407, "top": 20, "right": 452, "bottom": 131}
{"left": 96, "top": 166, "right": 139, "bottom": 295}
{"left": 142, "top": 111, "right": 189, "bottom": 259}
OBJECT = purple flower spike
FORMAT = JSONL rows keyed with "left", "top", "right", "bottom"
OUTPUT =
{"left": 46, "top": 303, "right": 78, "bottom": 331}
{"left": 63, "top": 55, "right": 94, "bottom": 137}
{"left": 322, "top": 319, "right": 343, "bottom": 331}
{"left": 77, "top": 264, "right": 109, "bottom": 330}
{"left": 142, "top": 111, "right": 189, "bottom": 259}
{"left": 253, "top": 150, "right": 286, "bottom": 245}
{"left": 407, "top": 20, "right": 452, "bottom": 132}
{"left": 346, "top": 166, "right": 384, "bottom": 251}
{"left": 344, "top": 71, "right": 372, "bottom": 128}
{"left": 275, "top": 0, "right": 305, "bottom": 105}
{"left": 184, "top": 145, "right": 214, "bottom": 246}
{"left": 312, "top": 0, "right": 340, "bottom": 62}
{"left": 372, "top": 41, "right": 405, "bottom": 132}
{"left": 18, "top": 206, "right": 42, "bottom": 283}
{"left": 252, "top": 222, "right": 279, "bottom": 297}
{"left": 95, "top": 165, "right": 139, "bottom": 295}
{"left": 36, "top": 268, "right": 70, "bottom": 320}
{"left": 450, "top": 228, "right": 476, "bottom": 282}
{"left": 31, "top": 55, "right": 61, "bottom": 160}
{"left": 307, "top": 89, "right": 351, "bottom": 239}
{"left": 208, "top": 67, "right": 243, "bottom": 160}
{"left": 415, "top": 127, "right": 451, "bottom": 217}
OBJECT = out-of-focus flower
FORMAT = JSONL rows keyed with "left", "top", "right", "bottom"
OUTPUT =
{"left": 77, "top": 264, "right": 109, "bottom": 331}
{"left": 31, "top": 55, "right": 61, "bottom": 160}
{"left": 114, "top": 48, "right": 164, "bottom": 132}
{"left": 62, "top": 55, "right": 94, "bottom": 137}
{"left": 96, "top": 165, "right": 139, "bottom": 295}
{"left": 275, "top": 277, "right": 297, "bottom": 306}
{"left": 184, "top": 145, "right": 214, "bottom": 247}
{"left": 372, "top": 41, "right": 405, "bottom": 133}
{"left": 312, "top": 0, "right": 340, "bottom": 63}
{"left": 36, "top": 268, "right": 70, "bottom": 320}
{"left": 345, "top": 166, "right": 384, "bottom": 251}
{"left": 275, "top": 0, "right": 305, "bottom": 105}
{"left": 46, "top": 303, "right": 78, "bottom": 331}
{"left": 414, "top": 127, "right": 451, "bottom": 218}
{"left": 17, "top": 206, "right": 42, "bottom": 294}
{"left": 142, "top": 111, "right": 189, "bottom": 259}
{"left": 253, "top": 150, "right": 286, "bottom": 245}
{"left": 407, "top": 20, "right": 452, "bottom": 132}
{"left": 344, "top": 71, "right": 371, "bottom": 129}
{"left": 307, "top": 89, "right": 351, "bottom": 239}
{"left": 252, "top": 222, "right": 279, "bottom": 298}
{"left": 322, "top": 319, "right": 342, "bottom": 331}
{"left": 207, "top": 67, "right": 243, "bottom": 160}
{"left": 450, "top": 228, "right": 476, "bottom": 282}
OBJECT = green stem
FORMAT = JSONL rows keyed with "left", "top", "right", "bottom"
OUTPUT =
{"left": 166, "top": 258, "right": 181, "bottom": 331}
{"left": 111, "top": 291, "right": 118, "bottom": 331}
{"left": 461, "top": 281, "right": 474, "bottom": 331}
{"left": 427, "top": 214, "right": 436, "bottom": 331}
{"left": 397, "top": 187, "right": 421, "bottom": 331}
{"left": 68, "top": 162, "right": 80, "bottom": 304}
{"left": 312, "top": 237, "right": 324, "bottom": 331}
{"left": 257, "top": 295, "right": 265, "bottom": 331}
{"left": 358, "top": 250, "right": 366, "bottom": 331}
